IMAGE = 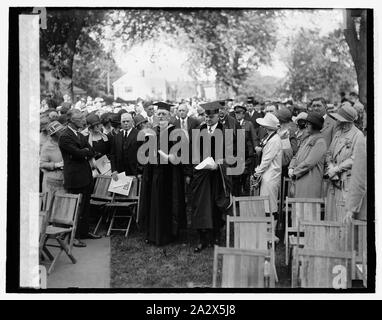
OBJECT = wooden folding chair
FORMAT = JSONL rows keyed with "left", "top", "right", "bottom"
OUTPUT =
{"left": 226, "top": 216, "right": 277, "bottom": 284}
{"left": 213, "top": 246, "right": 272, "bottom": 288}
{"left": 296, "top": 249, "right": 355, "bottom": 288}
{"left": 278, "top": 177, "right": 292, "bottom": 231}
{"left": 284, "top": 197, "right": 325, "bottom": 265}
{"left": 105, "top": 176, "right": 140, "bottom": 237}
{"left": 352, "top": 220, "right": 367, "bottom": 287}
{"left": 232, "top": 196, "right": 270, "bottom": 217}
{"left": 43, "top": 192, "right": 82, "bottom": 275}
{"left": 90, "top": 175, "right": 113, "bottom": 234}
{"left": 291, "top": 220, "right": 350, "bottom": 287}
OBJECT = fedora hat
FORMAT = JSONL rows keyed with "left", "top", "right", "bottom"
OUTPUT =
{"left": 46, "top": 120, "right": 64, "bottom": 136}
{"left": 256, "top": 112, "right": 280, "bottom": 130}
{"left": 330, "top": 103, "right": 357, "bottom": 122}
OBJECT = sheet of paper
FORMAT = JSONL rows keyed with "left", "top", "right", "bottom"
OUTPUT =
{"left": 108, "top": 173, "right": 134, "bottom": 196}
{"left": 95, "top": 155, "right": 111, "bottom": 175}
{"left": 195, "top": 156, "right": 216, "bottom": 170}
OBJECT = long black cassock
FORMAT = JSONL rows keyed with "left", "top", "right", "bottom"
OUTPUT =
{"left": 191, "top": 122, "right": 232, "bottom": 230}
{"left": 139, "top": 125, "right": 186, "bottom": 246}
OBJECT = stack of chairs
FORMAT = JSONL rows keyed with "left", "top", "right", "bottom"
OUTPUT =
{"left": 213, "top": 195, "right": 276, "bottom": 288}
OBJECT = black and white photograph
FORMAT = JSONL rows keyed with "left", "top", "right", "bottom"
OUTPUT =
{"left": 4, "top": 1, "right": 379, "bottom": 299}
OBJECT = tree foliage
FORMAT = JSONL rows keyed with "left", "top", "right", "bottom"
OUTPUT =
{"left": 281, "top": 28, "right": 357, "bottom": 102}
{"left": 107, "top": 9, "right": 279, "bottom": 97}
{"left": 40, "top": 9, "right": 108, "bottom": 99}
{"left": 72, "top": 34, "right": 124, "bottom": 97}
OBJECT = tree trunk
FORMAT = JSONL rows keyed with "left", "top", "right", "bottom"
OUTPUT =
{"left": 344, "top": 9, "right": 368, "bottom": 109}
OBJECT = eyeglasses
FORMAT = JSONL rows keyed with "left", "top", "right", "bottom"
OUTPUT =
{"left": 311, "top": 104, "right": 323, "bottom": 108}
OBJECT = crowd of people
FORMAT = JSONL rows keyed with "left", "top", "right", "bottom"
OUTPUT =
{"left": 39, "top": 91, "right": 367, "bottom": 252}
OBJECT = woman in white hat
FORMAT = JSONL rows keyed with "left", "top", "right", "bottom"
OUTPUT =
{"left": 253, "top": 113, "right": 282, "bottom": 221}
{"left": 40, "top": 120, "right": 65, "bottom": 198}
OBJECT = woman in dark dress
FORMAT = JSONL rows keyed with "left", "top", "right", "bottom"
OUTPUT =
{"left": 138, "top": 102, "right": 186, "bottom": 246}
{"left": 85, "top": 113, "right": 111, "bottom": 159}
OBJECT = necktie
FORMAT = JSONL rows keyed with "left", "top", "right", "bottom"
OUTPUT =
{"left": 181, "top": 119, "right": 186, "bottom": 130}
{"left": 208, "top": 126, "right": 212, "bottom": 134}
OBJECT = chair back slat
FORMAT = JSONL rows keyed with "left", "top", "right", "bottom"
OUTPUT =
{"left": 233, "top": 196, "right": 269, "bottom": 217}
{"left": 213, "top": 247, "right": 269, "bottom": 288}
{"left": 50, "top": 193, "right": 81, "bottom": 226}
{"left": 298, "top": 249, "right": 353, "bottom": 288}
{"left": 92, "top": 175, "right": 112, "bottom": 199}
{"left": 287, "top": 198, "right": 324, "bottom": 230}
{"left": 300, "top": 220, "right": 349, "bottom": 251}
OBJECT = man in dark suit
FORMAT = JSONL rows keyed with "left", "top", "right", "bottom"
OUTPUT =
{"left": 110, "top": 113, "right": 140, "bottom": 178}
{"left": 218, "top": 100, "right": 241, "bottom": 196}
{"left": 245, "top": 97, "right": 264, "bottom": 130}
{"left": 58, "top": 110, "right": 101, "bottom": 247}
{"left": 234, "top": 105, "right": 257, "bottom": 195}
{"left": 310, "top": 97, "right": 337, "bottom": 147}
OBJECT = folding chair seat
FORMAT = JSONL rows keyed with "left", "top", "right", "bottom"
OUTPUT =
{"left": 295, "top": 249, "right": 355, "bottom": 288}
{"left": 43, "top": 192, "right": 82, "bottom": 275}
{"left": 105, "top": 176, "right": 140, "bottom": 237}
{"left": 90, "top": 175, "right": 113, "bottom": 234}
{"left": 213, "top": 246, "right": 272, "bottom": 288}
{"left": 226, "top": 216, "right": 278, "bottom": 284}
{"left": 232, "top": 196, "right": 270, "bottom": 218}
{"left": 284, "top": 197, "right": 325, "bottom": 265}
{"left": 352, "top": 220, "right": 367, "bottom": 287}
{"left": 291, "top": 220, "right": 350, "bottom": 287}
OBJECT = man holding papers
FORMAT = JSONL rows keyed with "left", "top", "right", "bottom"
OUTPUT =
{"left": 191, "top": 101, "right": 232, "bottom": 253}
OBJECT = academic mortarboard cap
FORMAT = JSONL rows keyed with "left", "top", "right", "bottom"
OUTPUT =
{"left": 200, "top": 101, "right": 221, "bottom": 115}
{"left": 152, "top": 101, "right": 174, "bottom": 111}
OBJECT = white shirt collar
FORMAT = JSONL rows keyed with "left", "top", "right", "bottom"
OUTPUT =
{"left": 323, "top": 114, "right": 327, "bottom": 120}
{"left": 207, "top": 122, "right": 219, "bottom": 133}
{"left": 239, "top": 119, "right": 244, "bottom": 126}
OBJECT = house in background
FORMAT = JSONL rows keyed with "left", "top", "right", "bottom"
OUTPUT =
{"left": 113, "top": 70, "right": 216, "bottom": 102}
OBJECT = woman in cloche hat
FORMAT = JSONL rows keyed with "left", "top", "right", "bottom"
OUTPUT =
{"left": 84, "top": 113, "right": 110, "bottom": 159}
{"left": 288, "top": 112, "right": 328, "bottom": 198}
{"left": 40, "top": 121, "right": 65, "bottom": 198}
{"left": 324, "top": 102, "right": 365, "bottom": 221}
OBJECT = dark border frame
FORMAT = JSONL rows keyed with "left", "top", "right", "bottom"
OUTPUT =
{"left": 7, "top": 7, "right": 376, "bottom": 294}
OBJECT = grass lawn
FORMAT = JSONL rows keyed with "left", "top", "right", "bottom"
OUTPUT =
{"left": 110, "top": 224, "right": 292, "bottom": 288}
